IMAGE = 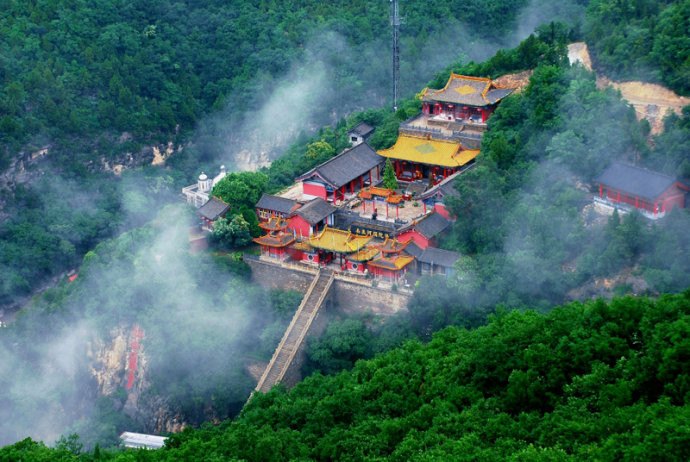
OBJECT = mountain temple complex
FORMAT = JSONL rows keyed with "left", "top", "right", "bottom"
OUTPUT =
{"left": 184, "top": 75, "right": 518, "bottom": 282}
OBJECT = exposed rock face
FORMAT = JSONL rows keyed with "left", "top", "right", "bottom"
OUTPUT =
{"left": 88, "top": 325, "right": 188, "bottom": 434}
{"left": 89, "top": 327, "right": 129, "bottom": 396}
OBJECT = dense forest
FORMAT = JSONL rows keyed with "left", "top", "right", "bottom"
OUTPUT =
{"left": 0, "top": 0, "right": 583, "bottom": 171}
{"left": 3, "top": 292, "right": 690, "bottom": 460}
{"left": 584, "top": 0, "right": 690, "bottom": 95}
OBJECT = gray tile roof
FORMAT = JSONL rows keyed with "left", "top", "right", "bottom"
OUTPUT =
{"left": 416, "top": 246, "right": 461, "bottom": 268}
{"left": 405, "top": 241, "right": 424, "bottom": 259}
{"left": 411, "top": 213, "right": 451, "bottom": 239}
{"left": 485, "top": 88, "right": 514, "bottom": 104}
{"left": 349, "top": 122, "right": 375, "bottom": 137}
{"left": 297, "top": 143, "right": 383, "bottom": 188}
{"left": 404, "top": 181, "right": 427, "bottom": 196}
{"left": 297, "top": 198, "right": 337, "bottom": 225}
{"left": 596, "top": 162, "right": 678, "bottom": 200}
{"left": 256, "top": 194, "right": 300, "bottom": 214}
{"left": 198, "top": 197, "right": 231, "bottom": 221}
{"left": 455, "top": 134, "right": 482, "bottom": 150}
{"left": 335, "top": 211, "right": 402, "bottom": 234}
{"left": 419, "top": 172, "right": 461, "bottom": 201}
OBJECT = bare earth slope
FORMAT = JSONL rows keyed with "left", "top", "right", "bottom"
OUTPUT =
{"left": 568, "top": 42, "right": 690, "bottom": 135}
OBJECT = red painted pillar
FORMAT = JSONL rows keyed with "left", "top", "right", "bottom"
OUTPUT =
{"left": 423, "top": 203, "right": 427, "bottom": 213}
{"left": 635, "top": 196, "right": 639, "bottom": 208}
{"left": 616, "top": 190, "right": 620, "bottom": 203}
{"left": 599, "top": 185, "right": 603, "bottom": 197}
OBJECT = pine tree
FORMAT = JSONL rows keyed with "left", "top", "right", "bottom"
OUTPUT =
{"left": 383, "top": 158, "right": 398, "bottom": 190}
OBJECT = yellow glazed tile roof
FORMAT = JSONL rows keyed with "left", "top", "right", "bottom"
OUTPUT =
{"left": 348, "top": 247, "right": 380, "bottom": 262}
{"left": 377, "top": 134, "right": 479, "bottom": 168}
{"left": 420, "top": 74, "right": 513, "bottom": 106}
{"left": 253, "top": 233, "right": 295, "bottom": 248}
{"left": 369, "top": 254, "right": 415, "bottom": 270}
{"left": 306, "top": 227, "right": 373, "bottom": 253}
{"left": 293, "top": 241, "right": 314, "bottom": 252}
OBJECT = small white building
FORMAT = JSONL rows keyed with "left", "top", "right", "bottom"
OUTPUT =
{"left": 347, "top": 122, "right": 374, "bottom": 147}
{"left": 119, "top": 432, "right": 168, "bottom": 450}
{"left": 182, "top": 165, "right": 227, "bottom": 208}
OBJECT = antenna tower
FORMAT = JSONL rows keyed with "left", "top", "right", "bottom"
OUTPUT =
{"left": 390, "top": 0, "right": 403, "bottom": 112}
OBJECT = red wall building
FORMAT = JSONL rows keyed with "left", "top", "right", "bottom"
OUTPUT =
{"left": 396, "top": 212, "right": 451, "bottom": 250}
{"left": 286, "top": 198, "right": 336, "bottom": 238}
{"left": 297, "top": 143, "right": 383, "bottom": 204}
{"left": 595, "top": 162, "right": 688, "bottom": 216}
{"left": 420, "top": 74, "right": 514, "bottom": 124}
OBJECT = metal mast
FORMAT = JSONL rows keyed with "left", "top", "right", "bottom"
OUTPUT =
{"left": 391, "top": 0, "right": 402, "bottom": 112}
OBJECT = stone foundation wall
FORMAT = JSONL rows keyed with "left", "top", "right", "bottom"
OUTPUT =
{"left": 332, "top": 279, "right": 410, "bottom": 316}
{"left": 246, "top": 258, "right": 412, "bottom": 393}
{"left": 245, "top": 257, "right": 316, "bottom": 293}
{"left": 246, "top": 257, "right": 412, "bottom": 315}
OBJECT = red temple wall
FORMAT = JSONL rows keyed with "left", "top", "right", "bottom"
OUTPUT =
{"left": 303, "top": 181, "right": 327, "bottom": 200}
{"left": 434, "top": 203, "right": 454, "bottom": 220}
{"left": 602, "top": 184, "right": 686, "bottom": 214}
{"left": 287, "top": 247, "right": 303, "bottom": 261}
{"left": 346, "top": 261, "right": 367, "bottom": 273}
{"left": 288, "top": 215, "right": 313, "bottom": 238}
{"left": 369, "top": 265, "right": 404, "bottom": 281}
{"left": 397, "top": 230, "right": 431, "bottom": 249}
{"left": 301, "top": 252, "right": 319, "bottom": 264}
{"left": 661, "top": 193, "right": 685, "bottom": 212}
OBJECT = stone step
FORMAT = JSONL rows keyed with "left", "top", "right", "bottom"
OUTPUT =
{"left": 254, "top": 270, "right": 334, "bottom": 394}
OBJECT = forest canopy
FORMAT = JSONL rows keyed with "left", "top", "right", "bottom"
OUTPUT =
{"left": 3, "top": 292, "right": 690, "bottom": 460}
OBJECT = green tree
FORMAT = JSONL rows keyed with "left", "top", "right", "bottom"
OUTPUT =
{"left": 306, "top": 319, "right": 373, "bottom": 375}
{"left": 211, "top": 172, "right": 269, "bottom": 210}
{"left": 305, "top": 140, "right": 335, "bottom": 163}
{"left": 210, "top": 215, "right": 253, "bottom": 249}
{"left": 383, "top": 158, "right": 398, "bottom": 190}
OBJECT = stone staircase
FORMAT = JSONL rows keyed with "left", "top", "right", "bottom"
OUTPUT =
{"left": 254, "top": 269, "right": 334, "bottom": 393}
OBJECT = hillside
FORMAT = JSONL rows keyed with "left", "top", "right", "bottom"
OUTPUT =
{"left": 3, "top": 292, "right": 690, "bottom": 460}
{"left": 0, "top": 0, "right": 588, "bottom": 313}
{"left": 584, "top": 0, "right": 690, "bottom": 96}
